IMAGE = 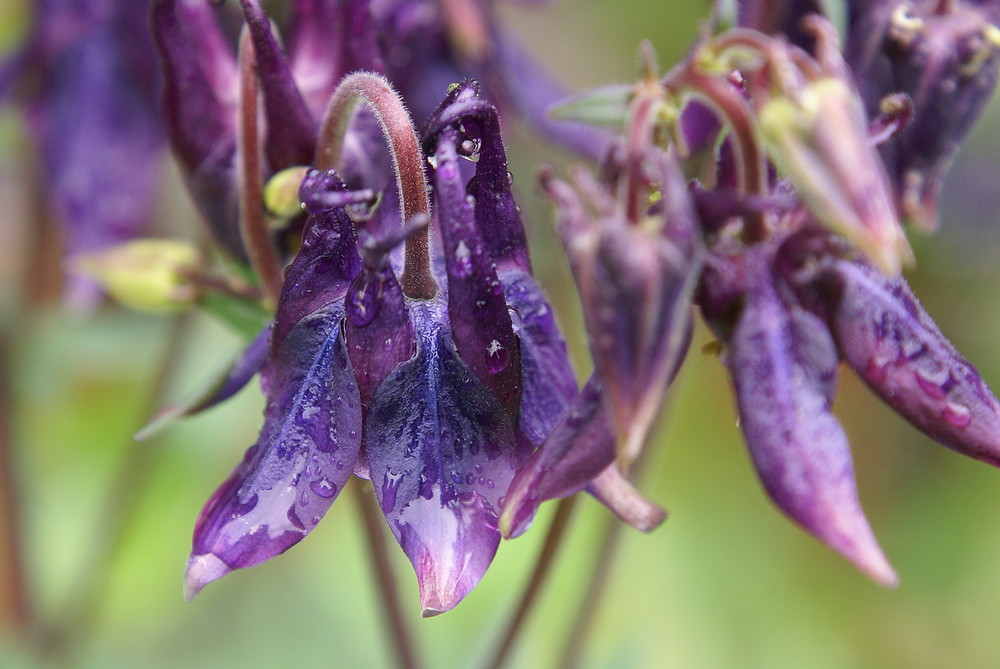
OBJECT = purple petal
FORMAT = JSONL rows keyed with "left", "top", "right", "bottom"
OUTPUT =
{"left": 151, "top": 0, "right": 243, "bottom": 258}
{"left": 501, "top": 270, "right": 578, "bottom": 447}
{"left": 345, "top": 247, "right": 415, "bottom": 411}
{"left": 237, "top": 0, "right": 316, "bottom": 169}
{"left": 828, "top": 257, "right": 1000, "bottom": 466}
{"left": 729, "top": 245, "right": 897, "bottom": 586}
{"left": 587, "top": 465, "right": 667, "bottom": 533}
{"left": 137, "top": 325, "right": 272, "bottom": 441}
{"left": 432, "top": 127, "right": 521, "bottom": 414}
{"left": 272, "top": 169, "right": 363, "bottom": 352}
{"left": 186, "top": 304, "right": 362, "bottom": 599}
{"left": 500, "top": 376, "right": 616, "bottom": 539}
{"left": 365, "top": 302, "right": 519, "bottom": 615}
{"left": 287, "top": 0, "right": 385, "bottom": 120}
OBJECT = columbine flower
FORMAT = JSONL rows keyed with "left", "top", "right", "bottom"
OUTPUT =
{"left": 185, "top": 78, "right": 577, "bottom": 615}
{"left": 846, "top": 0, "right": 1000, "bottom": 230}
{"left": 2, "top": 0, "right": 164, "bottom": 305}
{"left": 500, "top": 13, "right": 1000, "bottom": 585}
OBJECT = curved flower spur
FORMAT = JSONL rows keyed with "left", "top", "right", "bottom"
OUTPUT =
{"left": 186, "top": 76, "right": 578, "bottom": 616}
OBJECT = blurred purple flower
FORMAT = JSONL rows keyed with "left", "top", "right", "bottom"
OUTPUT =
{"left": 2, "top": 0, "right": 164, "bottom": 305}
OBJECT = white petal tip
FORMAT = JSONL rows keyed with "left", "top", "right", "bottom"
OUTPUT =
{"left": 183, "top": 553, "right": 231, "bottom": 602}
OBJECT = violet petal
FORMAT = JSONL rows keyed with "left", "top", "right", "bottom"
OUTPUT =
{"left": 365, "top": 302, "right": 519, "bottom": 615}
{"left": 433, "top": 128, "right": 521, "bottom": 414}
{"left": 729, "top": 245, "right": 897, "bottom": 586}
{"left": 830, "top": 257, "right": 1000, "bottom": 466}
{"left": 500, "top": 376, "right": 616, "bottom": 539}
{"left": 186, "top": 303, "right": 362, "bottom": 599}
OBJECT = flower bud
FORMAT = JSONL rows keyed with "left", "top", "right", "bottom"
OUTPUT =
{"left": 73, "top": 239, "right": 201, "bottom": 313}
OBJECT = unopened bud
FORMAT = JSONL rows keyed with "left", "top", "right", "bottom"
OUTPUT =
{"left": 73, "top": 240, "right": 201, "bottom": 313}
{"left": 263, "top": 166, "right": 310, "bottom": 222}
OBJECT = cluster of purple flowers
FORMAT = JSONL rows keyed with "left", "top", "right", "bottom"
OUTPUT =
{"left": 6, "top": 0, "right": 1000, "bottom": 616}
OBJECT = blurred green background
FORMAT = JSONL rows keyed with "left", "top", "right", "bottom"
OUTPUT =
{"left": 6, "top": 1, "right": 1000, "bottom": 667}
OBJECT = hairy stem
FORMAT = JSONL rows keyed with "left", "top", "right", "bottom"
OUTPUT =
{"left": 237, "top": 29, "right": 284, "bottom": 307}
{"left": 664, "top": 67, "right": 769, "bottom": 243}
{"left": 483, "top": 496, "right": 577, "bottom": 669}
{"left": 352, "top": 481, "right": 423, "bottom": 669}
{"left": 316, "top": 72, "right": 436, "bottom": 299}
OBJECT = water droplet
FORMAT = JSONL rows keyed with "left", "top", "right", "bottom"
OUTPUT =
{"left": 346, "top": 200, "right": 377, "bottom": 223}
{"left": 335, "top": 460, "right": 345, "bottom": 470}
{"left": 486, "top": 479, "right": 494, "bottom": 489}
{"left": 942, "top": 402, "right": 972, "bottom": 428}
{"left": 299, "top": 491, "right": 309, "bottom": 507}
{"left": 452, "top": 240, "right": 474, "bottom": 278}
{"left": 486, "top": 340, "right": 510, "bottom": 373}
{"left": 459, "top": 137, "right": 481, "bottom": 161}
{"left": 465, "top": 175, "right": 480, "bottom": 196}
{"left": 382, "top": 337, "right": 393, "bottom": 350}
{"left": 466, "top": 473, "right": 476, "bottom": 485}
{"left": 349, "top": 430, "right": 358, "bottom": 439}
{"left": 474, "top": 299, "right": 489, "bottom": 319}
{"left": 310, "top": 477, "right": 338, "bottom": 498}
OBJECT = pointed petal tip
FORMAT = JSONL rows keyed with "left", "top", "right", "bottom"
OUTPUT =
{"left": 498, "top": 502, "right": 536, "bottom": 540}
{"left": 183, "top": 553, "right": 231, "bottom": 602}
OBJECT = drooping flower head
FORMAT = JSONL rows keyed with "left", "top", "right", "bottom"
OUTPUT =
{"left": 185, "top": 74, "right": 577, "bottom": 615}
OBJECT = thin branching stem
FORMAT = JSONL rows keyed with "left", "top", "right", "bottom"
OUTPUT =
{"left": 352, "top": 481, "right": 423, "bottom": 669}
{"left": 483, "top": 496, "right": 577, "bottom": 669}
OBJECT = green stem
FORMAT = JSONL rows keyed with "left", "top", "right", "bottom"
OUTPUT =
{"left": 0, "top": 331, "right": 32, "bottom": 635}
{"left": 664, "top": 66, "right": 769, "bottom": 243}
{"left": 38, "top": 313, "right": 194, "bottom": 661}
{"left": 483, "top": 496, "right": 577, "bottom": 669}
{"left": 352, "top": 481, "right": 423, "bottom": 669}
{"left": 315, "top": 72, "right": 436, "bottom": 299}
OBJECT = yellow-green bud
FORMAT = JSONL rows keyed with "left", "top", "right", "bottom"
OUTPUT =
{"left": 74, "top": 240, "right": 201, "bottom": 313}
{"left": 263, "top": 166, "right": 310, "bottom": 222}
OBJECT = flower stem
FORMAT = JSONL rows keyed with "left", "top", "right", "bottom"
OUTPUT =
{"left": 316, "top": 72, "right": 436, "bottom": 299}
{"left": 664, "top": 66, "right": 769, "bottom": 243}
{"left": 351, "top": 481, "right": 423, "bottom": 669}
{"left": 0, "top": 331, "right": 33, "bottom": 636}
{"left": 483, "top": 496, "right": 577, "bottom": 669}
{"left": 38, "top": 313, "right": 194, "bottom": 662}
{"left": 237, "top": 29, "right": 284, "bottom": 307}
{"left": 555, "top": 512, "right": 623, "bottom": 669}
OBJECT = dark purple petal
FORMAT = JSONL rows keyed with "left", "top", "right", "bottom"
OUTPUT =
{"left": 828, "top": 256, "right": 1000, "bottom": 466}
{"left": 186, "top": 304, "right": 362, "bottom": 599}
{"left": 151, "top": 0, "right": 243, "bottom": 258}
{"left": 137, "top": 325, "right": 272, "bottom": 441}
{"left": 238, "top": 0, "right": 316, "bottom": 169}
{"left": 365, "top": 302, "right": 519, "bottom": 615}
{"left": 729, "top": 245, "right": 897, "bottom": 586}
{"left": 501, "top": 270, "right": 578, "bottom": 447}
{"left": 544, "top": 153, "right": 700, "bottom": 463}
{"left": 272, "top": 169, "right": 363, "bottom": 352}
{"left": 433, "top": 127, "right": 521, "bottom": 414}
{"left": 423, "top": 81, "right": 531, "bottom": 273}
{"left": 500, "top": 376, "right": 615, "bottom": 539}
{"left": 345, "top": 238, "right": 416, "bottom": 411}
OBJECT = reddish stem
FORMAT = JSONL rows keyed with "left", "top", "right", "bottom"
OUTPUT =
{"left": 316, "top": 73, "right": 436, "bottom": 299}
{"left": 237, "top": 30, "right": 285, "bottom": 307}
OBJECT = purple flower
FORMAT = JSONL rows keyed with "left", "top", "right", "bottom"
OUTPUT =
{"left": 185, "top": 83, "right": 577, "bottom": 615}
{"left": 3, "top": 0, "right": 164, "bottom": 305}
{"left": 846, "top": 0, "right": 1000, "bottom": 230}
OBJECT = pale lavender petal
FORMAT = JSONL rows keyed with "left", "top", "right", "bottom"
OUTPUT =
{"left": 729, "top": 245, "right": 897, "bottom": 586}
{"left": 186, "top": 304, "right": 362, "bottom": 599}
{"left": 365, "top": 302, "right": 519, "bottom": 615}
